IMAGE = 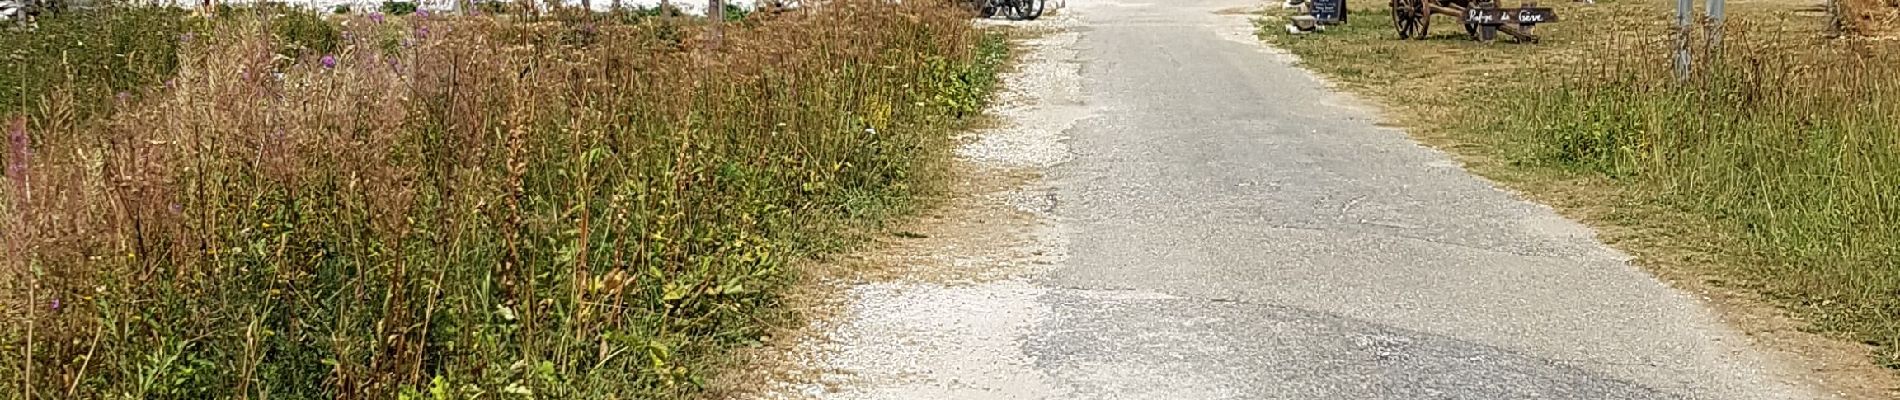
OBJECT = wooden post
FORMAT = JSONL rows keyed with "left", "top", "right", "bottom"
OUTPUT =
{"left": 1518, "top": 0, "right": 1536, "bottom": 42}
{"left": 1476, "top": 0, "right": 1498, "bottom": 42}
{"left": 708, "top": 0, "right": 723, "bottom": 49}
{"left": 1826, "top": 0, "right": 1842, "bottom": 37}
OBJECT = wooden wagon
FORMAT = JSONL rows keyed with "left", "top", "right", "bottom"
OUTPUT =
{"left": 1390, "top": 0, "right": 1558, "bottom": 43}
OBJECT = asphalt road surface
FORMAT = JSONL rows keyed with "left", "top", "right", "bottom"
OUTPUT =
{"left": 791, "top": 0, "right": 1835, "bottom": 398}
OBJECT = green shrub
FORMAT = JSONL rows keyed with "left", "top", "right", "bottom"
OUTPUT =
{"left": 0, "top": 6, "right": 194, "bottom": 122}
{"left": 473, "top": 0, "right": 509, "bottom": 14}
{"left": 271, "top": 8, "right": 342, "bottom": 56}
{"left": 723, "top": 3, "right": 749, "bottom": 21}
{"left": 381, "top": 1, "right": 418, "bottom": 15}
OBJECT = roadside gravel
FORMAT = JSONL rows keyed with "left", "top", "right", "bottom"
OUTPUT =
{"left": 747, "top": 11, "right": 1087, "bottom": 400}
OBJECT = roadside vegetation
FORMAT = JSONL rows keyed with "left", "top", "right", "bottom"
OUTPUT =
{"left": 1, "top": 1, "right": 1005, "bottom": 398}
{"left": 1262, "top": 0, "right": 1900, "bottom": 380}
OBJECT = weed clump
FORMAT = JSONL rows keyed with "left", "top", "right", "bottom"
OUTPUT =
{"left": 0, "top": 1, "right": 1006, "bottom": 397}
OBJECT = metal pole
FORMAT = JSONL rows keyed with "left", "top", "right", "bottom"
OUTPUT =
{"left": 1706, "top": 0, "right": 1723, "bottom": 47}
{"left": 1674, "top": 0, "right": 1692, "bottom": 80}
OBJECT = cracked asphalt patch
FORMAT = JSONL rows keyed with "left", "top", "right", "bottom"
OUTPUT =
{"left": 1030, "top": 291, "right": 1675, "bottom": 399}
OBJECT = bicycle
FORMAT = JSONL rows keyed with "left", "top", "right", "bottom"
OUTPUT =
{"left": 974, "top": 0, "right": 1044, "bottom": 21}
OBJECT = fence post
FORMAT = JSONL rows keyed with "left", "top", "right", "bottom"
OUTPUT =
{"left": 1674, "top": 0, "right": 1692, "bottom": 80}
{"left": 708, "top": 0, "right": 724, "bottom": 49}
{"left": 1705, "top": 0, "right": 1724, "bottom": 46}
{"left": 1477, "top": 0, "right": 1499, "bottom": 43}
{"left": 1826, "top": 0, "right": 1843, "bottom": 37}
{"left": 1521, "top": 0, "right": 1538, "bottom": 41}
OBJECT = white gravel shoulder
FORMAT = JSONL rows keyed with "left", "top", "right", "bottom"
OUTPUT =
{"left": 760, "top": 10, "right": 1088, "bottom": 400}
{"left": 956, "top": 17, "right": 1087, "bottom": 170}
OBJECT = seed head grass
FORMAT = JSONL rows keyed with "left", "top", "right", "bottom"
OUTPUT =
{"left": 1, "top": 1, "right": 1007, "bottom": 398}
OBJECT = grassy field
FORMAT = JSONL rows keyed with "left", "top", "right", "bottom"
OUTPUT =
{"left": 1, "top": 2, "right": 1005, "bottom": 398}
{"left": 1262, "top": 0, "right": 1900, "bottom": 385}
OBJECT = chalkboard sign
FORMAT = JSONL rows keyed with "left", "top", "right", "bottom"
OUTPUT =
{"left": 1310, "top": 0, "right": 1346, "bottom": 24}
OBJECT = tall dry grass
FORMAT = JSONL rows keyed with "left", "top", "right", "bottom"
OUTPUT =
{"left": 0, "top": 2, "right": 1005, "bottom": 398}
{"left": 1488, "top": 21, "right": 1900, "bottom": 367}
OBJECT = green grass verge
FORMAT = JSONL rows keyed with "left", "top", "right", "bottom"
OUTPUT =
{"left": 1262, "top": 0, "right": 1900, "bottom": 371}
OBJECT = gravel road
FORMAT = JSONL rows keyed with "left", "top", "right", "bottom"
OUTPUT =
{"left": 767, "top": 1, "right": 1841, "bottom": 399}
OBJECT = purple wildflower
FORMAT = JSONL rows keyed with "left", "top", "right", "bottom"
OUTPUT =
{"left": 49, "top": 298, "right": 59, "bottom": 311}
{"left": 169, "top": 203, "right": 183, "bottom": 215}
{"left": 179, "top": 32, "right": 194, "bottom": 44}
{"left": 369, "top": 12, "right": 385, "bottom": 23}
{"left": 320, "top": 54, "right": 338, "bottom": 69}
{"left": 414, "top": 25, "right": 430, "bottom": 39}
{"left": 415, "top": 9, "right": 430, "bottom": 18}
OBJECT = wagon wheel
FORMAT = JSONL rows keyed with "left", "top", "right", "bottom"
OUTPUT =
{"left": 1390, "top": 0, "right": 1424, "bottom": 39}
{"left": 999, "top": 0, "right": 1027, "bottom": 20}
{"left": 1015, "top": 0, "right": 1044, "bottom": 20}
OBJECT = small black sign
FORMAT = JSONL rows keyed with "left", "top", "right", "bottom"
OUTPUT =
{"left": 1310, "top": 0, "right": 1346, "bottom": 24}
{"left": 1465, "top": 7, "right": 1558, "bottom": 25}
